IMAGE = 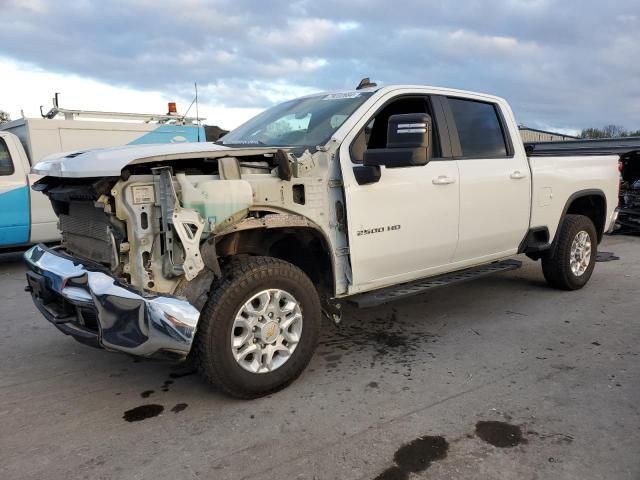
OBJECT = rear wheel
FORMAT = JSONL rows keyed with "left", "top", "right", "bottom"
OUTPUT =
{"left": 541, "top": 214, "right": 597, "bottom": 290}
{"left": 193, "top": 256, "right": 321, "bottom": 399}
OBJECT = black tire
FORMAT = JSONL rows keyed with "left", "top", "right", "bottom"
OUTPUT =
{"left": 541, "top": 214, "right": 598, "bottom": 290}
{"left": 193, "top": 256, "right": 321, "bottom": 399}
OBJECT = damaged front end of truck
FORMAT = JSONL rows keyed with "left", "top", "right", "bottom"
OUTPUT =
{"left": 24, "top": 143, "right": 342, "bottom": 360}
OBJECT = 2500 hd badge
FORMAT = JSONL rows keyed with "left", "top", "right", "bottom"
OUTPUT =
{"left": 357, "top": 224, "right": 401, "bottom": 236}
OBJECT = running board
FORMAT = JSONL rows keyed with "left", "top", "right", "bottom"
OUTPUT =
{"left": 348, "top": 260, "right": 522, "bottom": 308}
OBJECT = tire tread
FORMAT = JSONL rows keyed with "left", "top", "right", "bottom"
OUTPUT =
{"left": 541, "top": 214, "right": 597, "bottom": 290}
{"left": 192, "top": 256, "right": 320, "bottom": 399}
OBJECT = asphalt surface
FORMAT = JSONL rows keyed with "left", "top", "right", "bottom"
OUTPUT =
{"left": 1, "top": 236, "right": 639, "bottom": 480}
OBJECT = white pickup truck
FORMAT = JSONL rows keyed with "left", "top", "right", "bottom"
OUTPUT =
{"left": 24, "top": 84, "right": 619, "bottom": 398}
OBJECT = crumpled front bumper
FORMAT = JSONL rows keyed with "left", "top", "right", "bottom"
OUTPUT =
{"left": 23, "top": 244, "right": 200, "bottom": 360}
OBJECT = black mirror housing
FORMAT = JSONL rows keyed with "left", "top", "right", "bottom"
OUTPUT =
{"left": 363, "top": 113, "right": 433, "bottom": 168}
{"left": 353, "top": 165, "right": 381, "bottom": 185}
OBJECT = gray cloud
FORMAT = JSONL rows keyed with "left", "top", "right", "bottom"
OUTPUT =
{"left": 1, "top": 0, "right": 638, "bottom": 129}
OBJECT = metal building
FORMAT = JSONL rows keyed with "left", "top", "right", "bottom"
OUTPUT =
{"left": 518, "top": 126, "right": 578, "bottom": 142}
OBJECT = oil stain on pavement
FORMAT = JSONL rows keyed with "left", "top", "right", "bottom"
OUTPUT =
{"left": 475, "top": 421, "right": 525, "bottom": 448}
{"left": 169, "top": 369, "right": 197, "bottom": 379}
{"left": 596, "top": 251, "right": 619, "bottom": 262}
{"left": 140, "top": 390, "right": 154, "bottom": 398}
{"left": 171, "top": 403, "right": 188, "bottom": 413}
{"left": 160, "top": 380, "right": 173, "bottom": 392}
{"left": 318, "top": 309, "right": 438, "bottom": 377}
{"left": 374, "top": 435, "right": 449, "bottom": 480}
{"left": 123, "top": 404, "right": 164, "bottom": 422}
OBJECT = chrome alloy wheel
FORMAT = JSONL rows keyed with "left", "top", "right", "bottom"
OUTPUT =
{"left": 230, "top": 289, "right": 303, "bottom": 373}
{"left": 570, "top": 230, "right": 592, "bottom": 276}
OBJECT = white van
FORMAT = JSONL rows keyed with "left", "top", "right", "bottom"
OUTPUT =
{"left": 0, "top": 104, "right": 205, "bottom": 249}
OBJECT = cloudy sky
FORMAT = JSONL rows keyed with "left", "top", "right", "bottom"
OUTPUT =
{"left": 0, "top": 0, "right": 638, "bottom": 133}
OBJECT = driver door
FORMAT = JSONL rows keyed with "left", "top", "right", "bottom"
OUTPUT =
{"left": 340, "top": 93, "right": 460, "bottom": 293}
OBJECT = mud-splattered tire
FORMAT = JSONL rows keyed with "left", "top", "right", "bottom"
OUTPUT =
{"left": 541, "top": 214, "right": 597, "bottom": 291}
{"left": 193, "top": 256, "right": 321, "bottom": 399}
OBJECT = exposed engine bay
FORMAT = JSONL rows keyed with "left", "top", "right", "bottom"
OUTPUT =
{"left": 34, "top": 147, "right": 342, "bottom": 302}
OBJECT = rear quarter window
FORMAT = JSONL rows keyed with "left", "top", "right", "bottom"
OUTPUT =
{"left": 448, "top": 98, "right": 508, "bottom": 158}
{"left": 0, "top": 138, "right": 15, "bottom": 176}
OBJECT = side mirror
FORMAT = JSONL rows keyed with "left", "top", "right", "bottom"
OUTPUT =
{"left": 363, "top": 113, "right": 433, "bottom": 168}
{"left": 353, "top": 165, "right": 381, "bottom": 185}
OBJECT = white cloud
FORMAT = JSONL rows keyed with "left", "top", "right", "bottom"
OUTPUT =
{"left": 1, "top": 0, "right": 638, "bottom": 131}
{"left": 337, "top": 21, "right": 360, "bottom": 31}
{"left": 259, "top": 57, "right": 328, "bottom": 76}
{"left": 0, "top": 57, "right": 261, "bottom": 129}
{"left": 9, "top": 0, "right": 49, "bottom": 13}
{"left": 251, "top": 18, "right": 344, "bottom": 48}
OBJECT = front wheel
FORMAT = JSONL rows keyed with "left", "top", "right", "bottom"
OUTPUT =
{"left": 541, "top": 214, "right": 597, "bottom": 290}
{"left": 193, "top": 256, "right": 321, "bottom": 399}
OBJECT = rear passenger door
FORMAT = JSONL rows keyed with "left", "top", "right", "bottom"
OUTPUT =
{"left": 444, "top": 97, "right": 530, "bottom": 263}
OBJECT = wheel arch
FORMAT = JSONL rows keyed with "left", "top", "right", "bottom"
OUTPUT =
{"left": 209, "top": 213, "right": 337, "bottom": 298}
{"left": 525, "top": 189, "right": 607, "bottom": 260}
{"left": 558, "top": 189, "right": 607, "bottom": 244}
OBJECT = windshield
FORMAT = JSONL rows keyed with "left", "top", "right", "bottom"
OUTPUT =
{"left": 218, "top": 92, "right": 373, "bottom": 148}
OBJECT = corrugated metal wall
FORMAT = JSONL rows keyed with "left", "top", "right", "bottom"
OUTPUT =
{"left": 519, "top": 128, "right": 577, "bottom": 143}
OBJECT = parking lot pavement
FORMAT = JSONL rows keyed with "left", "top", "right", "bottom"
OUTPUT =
{"left": 1, "top": 236, "right": 639, "bottom": 480}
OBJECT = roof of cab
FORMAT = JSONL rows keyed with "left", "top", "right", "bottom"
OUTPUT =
{"left": 299, "top": 84, "right": 506, "bottom": 104}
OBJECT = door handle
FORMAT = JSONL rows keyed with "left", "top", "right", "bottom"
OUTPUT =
{"left": 432, "top": 175, "right": 456, "bottom": 185}
{"left": 510, "top": 170, "right": 526, "bottom": 180}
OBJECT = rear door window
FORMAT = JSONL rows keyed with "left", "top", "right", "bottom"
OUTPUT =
{"left": 0, "top": 138, "right": 15, "bottom": 176}
{"left": 448, "top": 98, "right": 508, "bottom": 158}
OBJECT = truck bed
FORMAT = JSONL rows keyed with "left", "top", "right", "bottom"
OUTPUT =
{"left": 525, "top": 137, "right": 640, "bottom": 157}
{"left": 527, "top": 138, "right": 640, "bottom": 234}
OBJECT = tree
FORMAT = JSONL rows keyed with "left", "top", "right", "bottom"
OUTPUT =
{"left": 0, "top": 110, "right": 10, "bottom": 124}
{"left": 580, "top": 128, "right": 608, "bottom": 139}
{"left": 602, "top": 125, "right": 627, "bottom": 137}
{"left": 580, "top": 124, "right": 640, "bottom": 139}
